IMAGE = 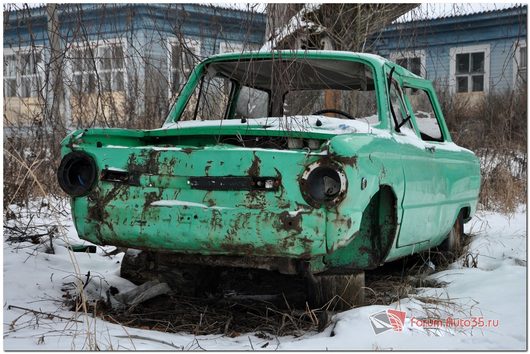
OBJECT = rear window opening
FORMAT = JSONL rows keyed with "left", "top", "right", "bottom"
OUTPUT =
{"left": 180, "top": 58, "right": 379, "bottom": 125}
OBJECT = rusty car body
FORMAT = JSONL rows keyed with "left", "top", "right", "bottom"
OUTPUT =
{"left": 58, "top": 50, "right": 481, "bottom": 304}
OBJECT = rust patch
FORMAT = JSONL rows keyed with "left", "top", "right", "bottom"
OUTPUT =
{"left": 159, "top": 156, "right": 178, "bottom": 175}
{"left": 279, "top": 234, "right": 297, "bottom": 250}
{"left": 241, "top": 190, "right": 267, "bottom": 209}
{"left": 299, "top": 236, "right": 315, "bottom": 253}
{"left": 358, "top": 246, "right": 371, "bottom": 255}
{"left": 86, "top": 184, "right": 129, "bottom": 238}
{"left": 332, "top": 155, "right": 358, "bottom": 167}
{"left": 144, "top": 190, "right": 162, "bottom": 208}
{"left": 278, "top": 211, "right": 303, "bottom": 233}
{"left": 247, "top": 152, "right": 261, "bottom": 177}
{"left": 127, "top": 150, "right": 161, "bottom": 175}
{"left": 273, "top": 167, "right": 290, "bottom": 209}
{"left": 148, "top": 150, "right": 161, "bottom": 174}
{"left": 145, "top": 252, "right": 300, "bottom": 274}
{"left": 210, "top": 209, "right": 223, "bottom": 231}
{"left": 204, "top": 160, "right": 213, "bottom": 176}
{"left": 219, "top": 242, "right": 256, "bottom": 256}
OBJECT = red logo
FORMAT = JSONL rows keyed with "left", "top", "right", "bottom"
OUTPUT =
{"left": 369, "top": 309, "right": 407, "bottom": 334}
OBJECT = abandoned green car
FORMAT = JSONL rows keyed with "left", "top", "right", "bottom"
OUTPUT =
{"left": 58, "top": 50, "right": 481, "bottom": 307}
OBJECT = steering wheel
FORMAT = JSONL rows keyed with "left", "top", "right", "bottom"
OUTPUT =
{"left": 311, "top": 108, "right": 356, "bottom": 120}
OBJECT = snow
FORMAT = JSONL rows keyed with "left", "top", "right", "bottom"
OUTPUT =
{"left": 104, "top": 167, "right": 127, "bottom": 172}
{"left": 259, "top": 4, "right": 322, "bottom": 52}
{"left": 161, "top": 115, "right": 384, "bottom": 136}
{"left": 105, "top": 145, "right": 130, "bottom": 149}
{"left": 150, "top": 200, "right": 231, "bottom": 210}
{"left": 3, "top": 201, "right": 526, "bottom": 350}
{"left": 396, "top": 3, "right": 521, "bottom": 23}
{"left": 157, "top": 114, "right": 472, "bottom": 154}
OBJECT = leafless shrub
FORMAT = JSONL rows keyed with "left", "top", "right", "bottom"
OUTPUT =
{"left": 3, "top": 3, "right": 264, "bottom": 205}
{"left": 438, "top": 85, "right": 527, "bottom": 213}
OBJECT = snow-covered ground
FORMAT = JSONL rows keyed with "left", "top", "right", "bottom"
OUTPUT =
{"left": 3, "top": 202, "right": 526, "bottom": 350}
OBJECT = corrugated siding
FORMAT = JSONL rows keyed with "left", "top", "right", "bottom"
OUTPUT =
{"left": 371, "top": 8, "right": 527, "bottom": 92}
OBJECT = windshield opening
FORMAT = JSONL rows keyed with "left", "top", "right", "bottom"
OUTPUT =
{"left": 179, "top": 58, "right": 379, "bottom": 125}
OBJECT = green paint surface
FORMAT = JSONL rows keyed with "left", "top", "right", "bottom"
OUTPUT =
{"left": 61, "top": 50, "right": 480, "bottom": 273}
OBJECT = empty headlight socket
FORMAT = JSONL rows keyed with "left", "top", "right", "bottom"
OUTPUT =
{"left": 57, "top": 151, "right": 98, "bottom": 197}
{"left": 299, "top": 160, "right": 348, "bottom": 208}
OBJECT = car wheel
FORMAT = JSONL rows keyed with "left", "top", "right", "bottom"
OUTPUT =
{"left": 306, "top": 271, "right": 365, "bottom": 311}
{"left": 440, "top": 212, "right": 464, "bottom": 260}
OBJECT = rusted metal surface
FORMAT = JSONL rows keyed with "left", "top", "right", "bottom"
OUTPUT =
{"left": 59, "top": 50, "right": 481, "bottom": 277}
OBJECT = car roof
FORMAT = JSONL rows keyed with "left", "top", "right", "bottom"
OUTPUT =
{"left": 202, "top": 49, "right": 422, "bottom": 80}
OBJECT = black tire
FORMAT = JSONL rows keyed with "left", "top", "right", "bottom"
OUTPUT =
{"left": 440, "top": 212, "right": 464, "bottom": 261}
{"left": 306, "top": 271, "right": 365, "bottom": 311}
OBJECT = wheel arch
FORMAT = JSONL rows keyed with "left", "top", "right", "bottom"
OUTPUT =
{"left": 323, "top": 184, "right": 399, "bottom": 270}
{"left": 460, "top": 205, "right": 472, "bottom": 223}
{"left": 373, "top": 184, "right": 399, "bottom": 264}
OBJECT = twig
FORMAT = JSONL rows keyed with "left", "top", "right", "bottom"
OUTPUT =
{"left": 193, "top": 337, "right": 205, "bottom": 350}
{"left": 114, "top": 334, "right": 182, "bottom": 349}
{"left": 6, "top": 233, "right": 51, "bottom": 242}
{"left": 7, "top": 304, "right": 83, "bottom": 323}
{"left": 82, "top": 271, "right": 91, "bottom": 290}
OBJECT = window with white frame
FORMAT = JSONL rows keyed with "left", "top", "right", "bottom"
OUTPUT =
{"left": 3, "top": 48, "right": 43, "bottom": 98}
{"left": 168, "top": 38, "right": 201, "bottom": 95}
{"left": 514, "top": 40, "right": 526, "bottom": 86}
{"left": 390, "top": 50, "right": 425, "bottom": 77}
{"left": 450, "top": 44, "right": 490, "bottom": 93}
{"left": 219, "top": 41, "right": 245, "bottom": 54}
{"left": 70, "top": 40, "right": 125, "bottom": 94}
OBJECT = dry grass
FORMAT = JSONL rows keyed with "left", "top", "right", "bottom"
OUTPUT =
{"left": 439, "top": 86, "right": 527, "bottom": 213}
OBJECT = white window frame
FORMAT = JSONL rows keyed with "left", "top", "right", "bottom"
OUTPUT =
{"left": 513, "top": 39, "right": 526, "bottom": 86}
{"left": 167, "top": 37, "right": 201, "bottom": 98}
{"left": 68, "top": 38, "right": 127, "bottom": 94}
{"left": 295, "top": 34, "right": 334, "bottom": 50}
{"left": 389, "top": 49, "right": 426, "bottom": 78}
{"left": 449, "top": 44, "right": 490, "bottom": 93}
{"left": 219, "top": 41, "right": 245, "bottom": 54}
{"left": 3, "top": 46, "right": 45, "bottom": 98}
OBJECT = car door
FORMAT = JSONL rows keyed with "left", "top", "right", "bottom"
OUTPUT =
{"left": 401, "top": 83, "right": 454, "bottom": 243}
{"left": 404, "top": 83, "right": 480, "bottom": 239}
{"left": 388, "top": 77, "right": 444, "bottom": 247}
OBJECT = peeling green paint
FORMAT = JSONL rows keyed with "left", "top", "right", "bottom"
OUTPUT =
{"left": 60, "top": 50, "right": 481, "bottom": 275}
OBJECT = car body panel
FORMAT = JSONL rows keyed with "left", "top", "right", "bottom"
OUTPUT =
{"left": 59, "top": 50, "right": 481, "bottom": 274}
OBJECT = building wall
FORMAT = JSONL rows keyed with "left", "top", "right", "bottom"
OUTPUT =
{"left": 3, "top": 4, "right": 266, "bottom": 131}
{"left": 370, "top": 7, "right": 527, "bottom": 95}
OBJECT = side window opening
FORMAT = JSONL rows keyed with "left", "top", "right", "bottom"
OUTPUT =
{"left": 389, "top": 79, "right": 413, "bottom": 131}
{"left": 405, "top": 88, "right": 444, "bottom": 142}
{"left": 181, "top": 73, "right": 233, "bottom": 121}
